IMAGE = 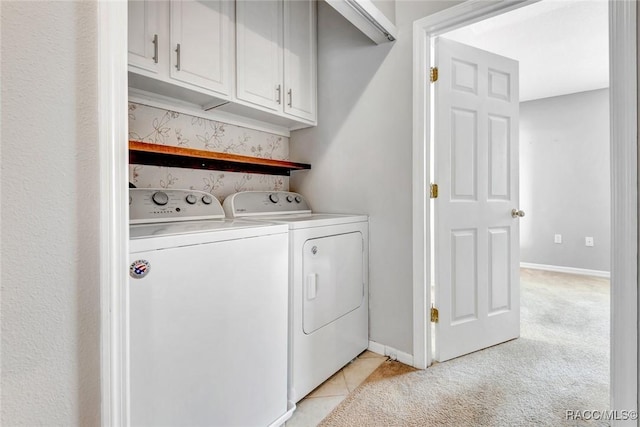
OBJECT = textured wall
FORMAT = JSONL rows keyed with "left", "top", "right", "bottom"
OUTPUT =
{"left": 1, "top": 2, "right": 101, "bottom": 425}
{"left": 519, "top": 89, "right": 610, "bottom": 272}
{"left": 290, "top": 1, "right": 462, "bottom": 355}
{"left": 128, "top": 103, "right": 289, "bottom": 201}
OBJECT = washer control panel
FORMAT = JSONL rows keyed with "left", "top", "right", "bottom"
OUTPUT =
{"left": 223, "top": 191, "right": 311, "bottom": 217}
{"left": 130, "top": 189, "right": 225, "bottom": 224}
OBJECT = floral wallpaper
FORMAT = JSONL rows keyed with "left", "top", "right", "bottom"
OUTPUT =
{"left": 128, "top": 102, "right": 289, "bottom": 201}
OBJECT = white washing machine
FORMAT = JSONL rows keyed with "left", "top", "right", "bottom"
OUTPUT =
{"left": 129, "top": 188, "right": 293, "bottom": 427}
{"left": 223, "top": 191, "right": 369, "bottom": 402}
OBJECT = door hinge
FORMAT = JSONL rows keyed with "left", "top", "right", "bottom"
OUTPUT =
{"left": 430, "top": 183, "right": 439, "bottom": 199}
{"left": 430, "top": 305, "right": 439, "bottom": 323}
{"left": 430, "top": 67, "right": 438, "bottom": 83}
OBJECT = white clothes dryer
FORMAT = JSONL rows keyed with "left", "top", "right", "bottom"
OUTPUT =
{"left": 129, "top": 189, "right": 293, "bottom": 427}
{"left": 223, "top": 191, "right": 369, "bottom": 402}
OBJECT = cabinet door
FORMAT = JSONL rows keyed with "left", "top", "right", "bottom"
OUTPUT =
{"left": 128, "top": 0, "right": 160, "bottom": 73}
{"left": 284, "top": 0, "right": 317, "bottom": 122}
{"left": 236, "top": 0, "right": 283, "bottom": 111}
{"left": 170, "top": 0, "right": 233, "bottom": 96}
{"left": 302, "top": 232, "right": 364, "bottom": 334}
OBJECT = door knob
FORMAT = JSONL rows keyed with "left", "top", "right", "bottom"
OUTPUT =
{"left": 511, "top": 209, "right": 525, "bottom": 218}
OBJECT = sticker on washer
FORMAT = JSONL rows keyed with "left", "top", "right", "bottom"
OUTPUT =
{"left": 130, "top": 260, "right": 151, "bottom": 279}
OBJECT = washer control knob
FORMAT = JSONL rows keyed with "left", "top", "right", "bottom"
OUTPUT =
{"left": 286, "top": 195, "right": 294, "bottom": 203}
{"left": 185, "top": 194, "right": 197, "bottom": 205}
{"left": 294, "top": 195, "right": 302, "bottom": 203}
{"left": 202, "top": 194, "right": 213, "bottom": 205}
{"left": 269, "top": 193, "right": 280, "bottom": 203}
{"left": 151, "top": 191, "right": 169, "bottom": 206}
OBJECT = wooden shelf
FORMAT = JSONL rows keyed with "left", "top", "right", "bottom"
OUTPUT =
{"left": 129, "top": 141, "right": 311, "bottom": 176}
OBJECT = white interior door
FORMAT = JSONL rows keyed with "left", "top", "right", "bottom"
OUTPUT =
{"left": 434, "top": 38, "right": 521, "bottom": 362}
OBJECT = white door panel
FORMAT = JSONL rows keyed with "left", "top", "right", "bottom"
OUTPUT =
{"left": 435, "top": 38, "right": 520, "bottom": 362}
{"left": 489, "top": 227, "right": 511, "bottom": 313}
{"left": 489, "top": 115, "right": 511, "bottom": 199}
{"left": 450, "top": 229, "right": 477, "bottom": 324}
{"left": 302, "top": 232, "right": 364, "bottom": 334}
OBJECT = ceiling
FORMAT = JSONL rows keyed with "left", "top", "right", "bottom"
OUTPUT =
{"left": 442, "top": 0, "right": 608, "bottom": 102}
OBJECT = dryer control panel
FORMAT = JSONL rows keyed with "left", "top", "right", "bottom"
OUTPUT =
{"left": 223, "top": 191, "right": 311, "bottom": 217}
{"left": 130, "top": 189, "right": 225, "bottom": 224}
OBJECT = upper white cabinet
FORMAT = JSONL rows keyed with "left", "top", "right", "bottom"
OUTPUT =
{"left": 235, "top": 0, "right": 317, "bottom": 123}
{"left": 235, "top": 1, "right": 283, "bottom": 111}
{"left": 170, "top": 0, "right": 233, "bottom": 95}
{"left": 128, "top": 0, "right": 233, "bottom": 104}
{"left": 128, "top": 0, "right": 160, "bottom": 74}
{"left": 283, "top": 0, "right": 317, "bottom": 122}
{"left": 128, "top": 0, "right": 317, "bottom": 131}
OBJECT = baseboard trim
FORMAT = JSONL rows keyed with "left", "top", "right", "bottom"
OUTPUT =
{"left": 368, "top": 340, "right": 414, "bottom": 366}
{"left": 520, "top": 262, "right": 610, "bottom": 279}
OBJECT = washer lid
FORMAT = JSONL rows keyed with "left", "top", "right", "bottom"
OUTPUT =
{"left": 130, "top": 219, "right": 272, "bottom": 239}
{"left": 130, "top": 219, "right": 288, "bottom": 252}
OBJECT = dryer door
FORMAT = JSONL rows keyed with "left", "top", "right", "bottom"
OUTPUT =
{"left": 303, "top": 231, "right": 364, "bottom": 334}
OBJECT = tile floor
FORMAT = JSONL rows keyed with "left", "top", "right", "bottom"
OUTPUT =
{"left": 285, "top": 350, "right": 387, "bottom": 427}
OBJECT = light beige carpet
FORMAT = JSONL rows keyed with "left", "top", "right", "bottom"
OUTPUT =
{"left": 320, "top": 269, "right": 609, "bottom": 427}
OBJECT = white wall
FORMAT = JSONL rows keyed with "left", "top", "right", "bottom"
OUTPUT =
{"left": 519, "top": 89, "right": 610, "bottom": 272}
{"left": 1, "top": 2, "right": 101, "bottom": 425}
{"left": 290, "top": 0, "right": 461, "bottom": 354}
{"left": 371, "top": 0, "right": 396, "bottom": 25}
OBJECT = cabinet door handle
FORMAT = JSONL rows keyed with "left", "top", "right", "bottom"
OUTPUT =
{"left": 175, "top": 44, "right": 181, "bottom": 71}
{"left": 287, "top": 89, "right": 292, "bottom": 107}
{"left": 152, "top": 34, "right": 158, "bottom": 64}
{"left": 276, "top": 84, "right": 282, "bottom": 104}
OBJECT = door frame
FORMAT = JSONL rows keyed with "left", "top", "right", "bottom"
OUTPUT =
{"left": 412, "top": 0, "right": 638, "bottom": 417}
{"left": 98, "top": 1, "right": 130, "bottom": 426}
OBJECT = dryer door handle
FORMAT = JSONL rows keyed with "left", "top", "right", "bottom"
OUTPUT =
{"left": 307, "top": 274, "right": 317, "bottom": 300}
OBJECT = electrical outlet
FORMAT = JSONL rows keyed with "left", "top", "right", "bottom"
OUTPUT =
{"left": 585, "top": 237, "right": 594, "bottom": 247}
{"left": 554, "top": 234, "right": 562, "bottom": 244}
